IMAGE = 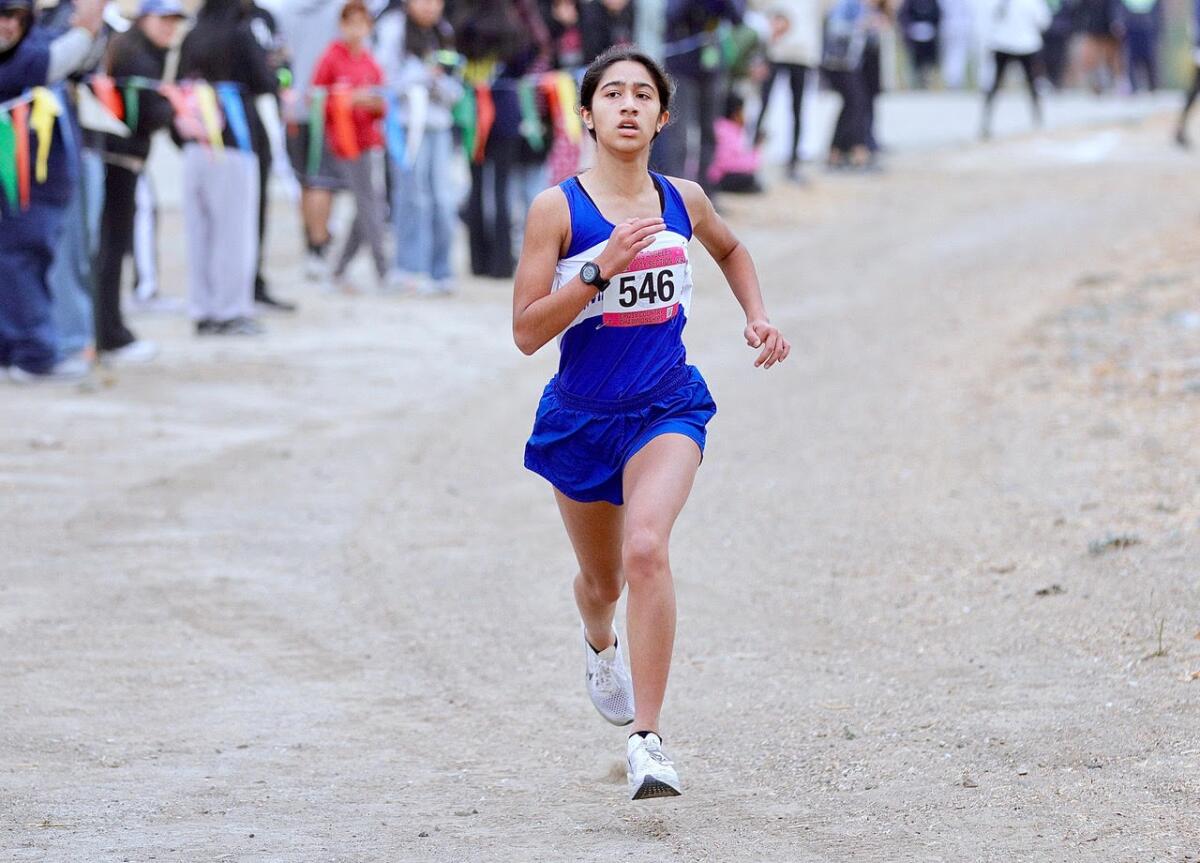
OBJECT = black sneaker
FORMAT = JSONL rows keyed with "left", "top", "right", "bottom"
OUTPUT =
{"left": 216, "top": 317, "right": 265, "bottom": 336}
{"left": 255, "top": 293, "right": 298, "bottom": 313}
{"left": 195, "top": 319, "right": 221, "bottom": 335}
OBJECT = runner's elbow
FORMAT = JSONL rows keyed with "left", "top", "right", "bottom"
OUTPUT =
{"left": 513, "top": 320, "right": 543, "bottom": 355}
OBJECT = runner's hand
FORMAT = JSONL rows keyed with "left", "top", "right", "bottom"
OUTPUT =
{"left": 595, "top": 217, "right": 664, "bottom": 279}
{"left": 745, "top": 319, "right": 790, "bottom": 368}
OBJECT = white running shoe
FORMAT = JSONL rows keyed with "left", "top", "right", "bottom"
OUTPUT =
{"left": 626, "top": 732, "right": 682, "bottom": 800}
{"left": 583, "top": 627, "right": 635, "bottom": 726}
{"left": 100, "top": 340, "right": 159, "bottom": 366}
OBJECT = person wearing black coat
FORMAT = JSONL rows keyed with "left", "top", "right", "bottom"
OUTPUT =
{"left": 92, "top": 0, "right": 183, "bottom": 360}
{"left": 580, "top": 0, "right": 636, "bottom": 64}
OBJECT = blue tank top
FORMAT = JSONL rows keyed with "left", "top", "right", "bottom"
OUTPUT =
{"left": 553, "top": 172, "right": 695, "bottom": 401}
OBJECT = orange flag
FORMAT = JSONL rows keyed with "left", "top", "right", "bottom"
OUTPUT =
{"left": 328, "top": 87, "right": 359, "bottom": 160}
{"left": 90, "top": 75, "right": 124, "bottom": 122}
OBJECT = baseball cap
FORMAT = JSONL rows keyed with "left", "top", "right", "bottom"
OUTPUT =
{"left": 137, "top": 0, "right": 187, "bottom": 18}
{"left": 0, "top": 0, "right": 34, "bottom": 13}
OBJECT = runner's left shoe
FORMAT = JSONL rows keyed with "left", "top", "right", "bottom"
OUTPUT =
{"left": 627, "top": 732, "right": 682, "bottom": 800}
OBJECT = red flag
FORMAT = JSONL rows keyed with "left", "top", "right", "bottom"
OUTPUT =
{"left": 13, "top": 102, "right": 30, "bottom": 209}
{"left": 473, "top": 83, "right": 494, "bottom": 165}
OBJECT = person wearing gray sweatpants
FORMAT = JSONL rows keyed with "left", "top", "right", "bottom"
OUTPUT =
{"left": 332, "top": 150, "right": 388, "bottom": 286}
{"left": 181, "top": 144, "right": 261, "bottom": 332}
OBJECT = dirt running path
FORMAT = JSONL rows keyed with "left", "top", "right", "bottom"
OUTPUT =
{"left": 4, "top": 117, "right": 1199, "bottom": 861}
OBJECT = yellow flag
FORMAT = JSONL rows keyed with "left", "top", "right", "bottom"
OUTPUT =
{"left": 556, "top": 73, "right": 582, "bottom": 144}
{"left": 29, "top": 87, "right": 62, "bottom": 183}
{"left": 194, "top": 83, "right": 225, "bottom": 153}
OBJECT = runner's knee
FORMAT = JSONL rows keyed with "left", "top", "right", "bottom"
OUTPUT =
{"left": 622, "top": 528, "right": 669, "bottom": 583}
{"left": 578, "top": 566, "right": 623, "bottom": 604}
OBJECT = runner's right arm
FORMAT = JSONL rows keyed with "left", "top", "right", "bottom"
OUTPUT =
{"left": 512, "top": 188, "right": 663, "bottom": 355}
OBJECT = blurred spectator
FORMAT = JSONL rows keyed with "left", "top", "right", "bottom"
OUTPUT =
{"left": 938, "top": 0, "right": 972, "bottom": 88}
{"left": 248, "top": 0, "right": 298, "bottom": 311}
{"left": 0, "top": 0, "right": 102, "bottom": 382}
{"left": 1076, "top": 0, "right": 1121, "bottom": 93}
{"left": 654, "top": 0, "right": 746, "bottom": 194}
{"left": 1174, "top": 0, "right": 1200, "bottom": 147}
{"left": 93, "top": 0, "right": 185, "bottom": 365}
{"left": 454, "top": 0, "right": 545, "bottom": 279}
{"left": 581, "top": 0, "right": 636, "bottom": 63}
{"left": 753, "top": 0, "right": 821, "bottom": 182}
{"left": 897, "top": 0, "right": 940, "bottom": 88}
{"left": 1040, "top": 0, "right": 1074, "bottom": 88}
{"left": 1114, "top": 0, "right": 1160, "bottom": 92}
{"left": 380, "top": 0, "right": 464, "bottom": 294}
{"left": 709, "top": 91, "right": 764, "bottom": 192}
{"left": 178, "top": 0, "right": 277, "bottom": 335}
{"left": 312, "top": 0, "right": 389, "bottom": 290}
{"left": 980, "top": 0, "right": 1049, "bottom": 139}
{"left": 821, "top": 0, "right": 873, "bottom": 168}
{"left": 38, "top": 0, "right": 108, "bottom": 366}
{"left": 545, "top": 0, "right": 584, "bottom": 69}
{"left": 278, "top": 0, "right": 346, "bottom": 281}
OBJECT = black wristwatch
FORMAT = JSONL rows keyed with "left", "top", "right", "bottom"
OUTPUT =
{"left": 580, "top": 261, "right": 610, "bottom": 293}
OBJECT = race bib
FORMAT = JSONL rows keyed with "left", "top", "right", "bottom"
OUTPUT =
{"left": 602, "top": 245, "right": 688, "bottom": 327}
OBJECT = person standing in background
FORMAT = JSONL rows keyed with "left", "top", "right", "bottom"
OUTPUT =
{"left": 897, "top": 0, "right": 940, "bottom": 88}
{"left": 1114, "top": 0, "right": 1160, "bottom": 92}
{"left": 92, "top": 0, "right": 186, "bottom": 365}
{"left": 1174, "top": 0, "right": 1200, "bottom": 147}
{"left": 178, "top": 0, "right": 277, "bottom": 335}
{"left": 1039, "top": 0, "right": 1074, "bottom": 89}
{"left": 753, "top": 0, "right": 821, "bottom": 182}
{"left": 654, "top": 0, "right": 746, "bottom": 194}
{"left": 822, "top": 0, "right": 873, "bottom": 169}
{"left": 937, "top": 0, "right": 972, "bottom": 88}
{"left": 0, "top": 0, "right": 103, "bottom": 382}
{"left": 980, "top": 0, "right": 1049, "bottom": 139}
{"left": 278, "top": 0, "right": 346, "bottom": 280}
{"left": 379, "top": 0, "right": 463, "bottom": 294}
{"left": 248, "top": 0, "right": 298, "bottom": 311}
{"left": 581, "top": 0, "right": 636, "bottom": 64}
{"left": 1075, "top": 0, "right": 1121, "bottom": 93}
{"left": 311, "top": 0, "right": 389, "bottom": 291}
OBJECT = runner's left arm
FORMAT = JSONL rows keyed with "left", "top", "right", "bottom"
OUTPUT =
{"left": 677, "top": 179, "right": 790, "bottom": 369}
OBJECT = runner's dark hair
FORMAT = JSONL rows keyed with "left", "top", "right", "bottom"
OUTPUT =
{"left": 579, "top": 45, "right": 674, "bottom": 140}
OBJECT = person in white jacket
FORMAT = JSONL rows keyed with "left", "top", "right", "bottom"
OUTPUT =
{"left": 752, "top": 0, "right": 822, "bottom": 181}
{"left": 980, "top": 0, "right": 1050, "bottom": 139}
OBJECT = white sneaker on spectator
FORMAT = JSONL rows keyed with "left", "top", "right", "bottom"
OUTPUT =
{"left": 304, "top": 251, "right": 330, "bottom": 281}
{"left": 385, "top": 270, "right": 421, "bottom": 293}
{"left": 626, "top": 732, "right": 682, "bottom": 800}
{"left": 9, "top": 355, "right": 90, "bottom": 384}
{"left": 100, "top": 340, "right": 159, "bottom": 365}
{"left": 431, "top": 278, "right": 457, "bottom": 296}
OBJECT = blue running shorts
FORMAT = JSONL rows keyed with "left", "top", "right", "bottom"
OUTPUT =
{"left": 524, "top": 364, "right": 717, "bottom": 505}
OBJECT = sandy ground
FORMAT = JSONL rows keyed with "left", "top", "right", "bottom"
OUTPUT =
{"left": 3, "top": 105, "right": 1200, "bottom": 861}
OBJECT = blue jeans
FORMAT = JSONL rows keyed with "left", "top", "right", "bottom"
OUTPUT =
{"left": 47, "top": 148, "right": 103, "bottom": 360}
{"left": 509, "top": 161, "right": 547, "bottom": 263}
{"left": 0, "top": 201, "right": 66, "bottom": 373}
{"left": 393, "top": 127, "right": 456, "bottom": 281}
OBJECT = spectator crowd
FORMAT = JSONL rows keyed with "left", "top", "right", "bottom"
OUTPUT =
{"left": 0, "top": 0, "right": 1195, "bottom": 382}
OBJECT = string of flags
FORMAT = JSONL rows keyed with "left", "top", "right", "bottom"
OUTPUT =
{"left": 0, "top": 68, "right": 582, "bottom": 214}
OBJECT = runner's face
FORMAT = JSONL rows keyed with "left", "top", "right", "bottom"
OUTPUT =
{"left": 583, "top": 60, "right": 667, "bottom": 153}
{"left": 0, "top": 8, "right": 29, "bottom": 51}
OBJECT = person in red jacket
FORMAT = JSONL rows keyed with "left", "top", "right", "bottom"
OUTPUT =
{"left": 311, "top": 0, "right": 387, "bottom": 290}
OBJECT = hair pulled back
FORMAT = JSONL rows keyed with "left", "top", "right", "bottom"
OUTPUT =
{"left": 578, "top": 45, "right": 674, "bottom": 141}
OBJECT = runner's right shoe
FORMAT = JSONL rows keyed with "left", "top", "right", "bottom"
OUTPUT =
{"left": 583, "top": 627, "right": 635, "bottom": 726}
{"left": 627, "top": 732, "right": 682, "bottom": 800}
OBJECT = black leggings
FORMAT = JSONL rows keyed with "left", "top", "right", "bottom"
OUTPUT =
{"left": 94, "top": 163, "right": 139, "bottom": 352}
{"left": 1181, "top": 66, "right": 1200, "bottom": 127}
{"left": 983, "top": 51, "right": 1042, "bottom": 128}
{"left": 757, "top": 63, "right": 808, "bottom": 166}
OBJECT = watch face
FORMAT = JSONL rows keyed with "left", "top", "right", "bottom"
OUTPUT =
{"left": 581, "top": 262, "right": 599, "bottom": 284}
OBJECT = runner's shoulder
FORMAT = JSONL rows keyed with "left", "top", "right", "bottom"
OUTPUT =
{"left": 659, "top": 175, "right": 715, "bottom": 227}
{"left": 529, "top": 185, "right": 571, "bottom": 227}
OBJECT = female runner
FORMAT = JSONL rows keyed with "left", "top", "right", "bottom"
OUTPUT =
{"left": 513, "top": 46, "right": 790, "bottom": 801}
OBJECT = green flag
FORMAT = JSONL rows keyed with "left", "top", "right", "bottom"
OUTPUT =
{"left": 0, "top": 112, "right": 16, "bottom": 211}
